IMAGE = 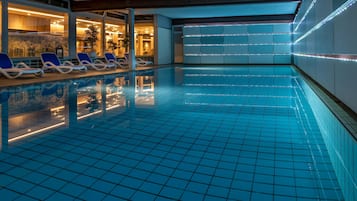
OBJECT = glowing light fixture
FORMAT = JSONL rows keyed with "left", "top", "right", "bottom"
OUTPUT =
{"left": 185, "top": 53, "right": 290, "bottom": 56}
{"left": 185, "top": 33, "right": 290, "bottom": 37}
{"left": 77, "top": 18, "right": 101, "bottom": 25}
{"left": 184, "top": 43, "right": 292, "bottom": 47}
{"left": 183, "top": 83, "right": 295, "bottom": 88}
{"left": 294, "top": 0, "right": 357, "bottom": 44}
{"left": 184, "top": 23, "right": 292, "bottom": 28}
{"left": 184, "top": 102, "right": 293, "bottom": 109}
{"left": 293, "top": 0, "right": 318, "bottom": 32}
{"left": 8, "top": 7, "right": 63, "bottom": 19}
{"left": 293, "top": 53, "right": 357, "bottom": 63}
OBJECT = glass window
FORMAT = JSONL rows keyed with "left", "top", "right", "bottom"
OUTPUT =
{"left": 8, "top": 4, "right": 68, "bottom": 58}
{"left": 76, "top": 18, "right": 102, "bottom": 57}
{"left": 105, "top": 21, "right": 125, "bottom": 57}
{"left": 135, "top": 24, "right": 154, "bottom": 56}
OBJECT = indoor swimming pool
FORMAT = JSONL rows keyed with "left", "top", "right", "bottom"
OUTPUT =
{"left": 0, "top": 66, "right": 349, "bottom": 200}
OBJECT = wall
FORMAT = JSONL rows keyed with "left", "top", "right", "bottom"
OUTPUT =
{"left": 154, "top": 15, "right": 172, "bottom": 65}
{"left": 293, "top": 1, "right": 357, "bottom": 200}
{"left": 293, "top": 0, "right": 357, "bottom": 114}
{"left": 183, "top": 23, "right": 292, "bottom": 64}
{"left": 300, "top": 75, "right": 357, "bottom": 201}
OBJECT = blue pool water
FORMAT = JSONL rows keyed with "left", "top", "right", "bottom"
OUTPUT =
{"left": 0, "top": 66, "right": 345, "bottom": 200}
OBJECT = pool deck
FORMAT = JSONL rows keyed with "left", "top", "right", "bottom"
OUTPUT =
{"left": 0, "top": 66, "right": 157, "bottom": 88}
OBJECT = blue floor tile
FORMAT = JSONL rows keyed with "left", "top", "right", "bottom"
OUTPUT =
{"left": 0, "top": 66, "right": 346, "bottom": 201}
{"left": 111, "top": 185, "right": 135, "bottom": 200}
{"left": 181, "top": 191, "right": 204, "bottom": 201}
{"left": 79, "top": 189, "right": 107, "bottom": 200}
{"left": 0, "top": 188, "right": 21, "bottom": 200}
{"left": 59, "top": 183, "right": 87, "bottom": 197}
{"left": 26, "top": 186, "right": 54, "bottom": 200}
{"left": 131, "top": 191, "right": 156, "bottom": 201}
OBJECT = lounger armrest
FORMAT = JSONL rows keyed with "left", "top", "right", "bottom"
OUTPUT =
{"left": 94, "top": 59, "right": 105, "bottom": 65}
{"left": 15, "top": 62, "right": 31, "bottom": 69}
{"left": 42, "top": 61, "right": 56, "bottom": 67}
{"left": 117, "top": 58, "right": 126, "bottom": 63}
{"left": 63, "top": 61, "right": 75, "bottom": 66}
{"left": 80, "top": 60, "right": 91, "bottom": 65}
{"left": 107, "top": 59, "right": 117, "bottom": 63}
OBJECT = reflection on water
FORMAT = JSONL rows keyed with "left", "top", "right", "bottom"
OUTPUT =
{"left": 135, "top": 71, "right": 155, "bottom": 106}
{"left": 0, "top": 70, "right": 157, "bottom": 146}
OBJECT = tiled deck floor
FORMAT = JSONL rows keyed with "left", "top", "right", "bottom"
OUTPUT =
{"left": 0, "top": 66, "right": 154, "bottom": 88}
{"left": 0, "top": 105, "right": 343, "bottom": 201}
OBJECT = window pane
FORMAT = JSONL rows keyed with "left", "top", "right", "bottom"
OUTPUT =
{"left": 76, "top": 18, "right": 102, "bottom": 56}
{"left": 105, "top": 21, "right": 125, "bottom": 57}
{"left": 8, "top": 4, "right": 68, "bottom": 58}
{"left": 135, "top": 24, "right": 154, "bottom": 56}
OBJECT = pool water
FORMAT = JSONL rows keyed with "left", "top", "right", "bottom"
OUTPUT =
{"left": 0, "top": 66, "right": 344, "bottom": 200}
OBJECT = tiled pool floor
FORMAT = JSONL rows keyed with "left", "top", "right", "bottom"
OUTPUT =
{"left": 0, "top": 105, "right": 343, "bottom": 201}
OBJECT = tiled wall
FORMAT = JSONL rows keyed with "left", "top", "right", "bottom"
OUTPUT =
{"left": 293, "top": 0, "right": 357, "bottom": 114}
{"left": 293, "top": 1, "right": 357, "bottom": 199}
{"left": 155, "top": 15, "right": 173, "bottom": 65}
{"left": 299, "top": 76, "right": 357, "bottom": 201}
{"left": 183, "top": 23, "right": 292, "bottom": 64}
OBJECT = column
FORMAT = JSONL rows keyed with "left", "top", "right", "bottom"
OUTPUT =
{"left": 128, "top": 8, "right": 136, "bottom": 70}
{"left": 1, "top": 0, "right": 8, "bottom": 53}
{"left": 101, "top": 12, "right": 106, "bottom": 57}
{"left": 67, "top": 12, "right": 77, "bottom": 59}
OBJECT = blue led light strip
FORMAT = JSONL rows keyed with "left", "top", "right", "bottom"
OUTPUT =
{"left": 184, "top": 23, "right": 292, "bottom": 28}
{"left": 294, "top": 0, "right": 357, "bottom": 44}
{"left": 184, "top": 102, "right": 294, "bottom": 109}
{"left": 184, "top": 33, "right": 290, "bottom": 37}
{"left": 293, "top": 0, "right": 318, "bottom": 32}
{"left": 185, "top": 93, "right": 295, "bottom": 99}
{"left": 184, "top": 83, "right": 295, "bottom": 88}
{"left": 185, "top": 53, "right": 290, "bottom": 56}
{"left": 184, "top": 74, "right": 294, "bottom": 78}
{"left": 184, "top": 43, "right": 292, "bottom": 47}
{"left": 293, "top": 53, "right": 357, "bottom": 63}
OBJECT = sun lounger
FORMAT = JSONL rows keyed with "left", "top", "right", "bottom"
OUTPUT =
{"left": 104, "top": 52, "right": 128, "bottom": 69}
{"left": 41, "top": 52, "right": 87, "bottom": 74}
{"left": 77, "top": 52, "right": 117, "bottom": 71}
{"left": 0, "top": 53, "right": 44, "bottom": 79}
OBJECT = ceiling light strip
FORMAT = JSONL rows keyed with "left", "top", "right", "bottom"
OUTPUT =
{"left": 184, "top": 23, "right": 292, "bottom": 28}
{"left": 77, "top": 18, "right": 101, "bottom": 25}
{"left": 184, "top": 33, "right": 291, "bottom": 37}
{"left": 293, "top": 0, "right": 318, "bottom": 32}
{"left": 184, "top": 43, "right": 292, "bottom": 46}
{"left": 294, "top": 0, "right": 357, "bottom": 44}
{"left": 293, "top": 53, "right": 357, "bottom": 63}
{"left": 8, "top": 7, "right": 63, "bottom": 18}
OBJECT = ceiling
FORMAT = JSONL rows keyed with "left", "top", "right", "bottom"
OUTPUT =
{"left": 134, "top": 1, "right": 300, "bottom": 19}
{"left": 71, "top": 0, "right": 301, "bottom": 23}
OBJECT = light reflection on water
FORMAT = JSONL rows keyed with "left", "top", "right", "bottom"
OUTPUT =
{"left": 0, "top": 69, "right": 157, "bottom": 144}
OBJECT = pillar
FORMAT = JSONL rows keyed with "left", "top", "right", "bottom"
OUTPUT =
{"left": 1, "top": 0, "right": 8, "bottom": 53}
{"left": 128, "top": 8, "right": 136, "bottom": 70}
{"left": 68, "top": 12, "right": 77, "bottom": 59}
